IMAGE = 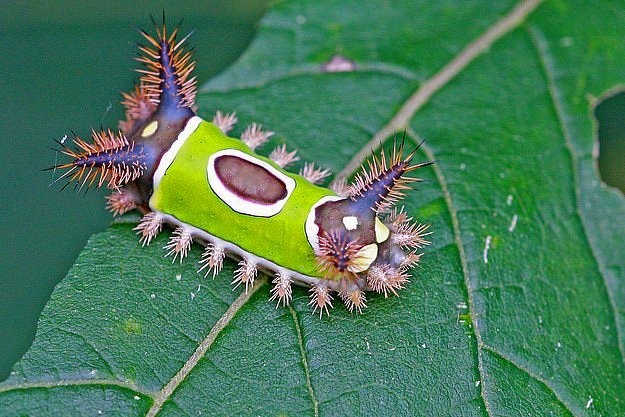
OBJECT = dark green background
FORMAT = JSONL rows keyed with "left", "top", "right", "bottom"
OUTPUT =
{"left": 0, "top": 0, "right": 270, "bottom": 381}
{"left": 596, "top": 91, "right": 625, "bottom": 193}
{"left": 0, "top": 0, "right": 623, "bottom": 383}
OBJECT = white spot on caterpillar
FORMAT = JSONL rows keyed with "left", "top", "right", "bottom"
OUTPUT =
{"left": 142, "top": 120, "right": 158, "bottom": 137}
{"left": 342, "top": 216, "right": 358, "bottom": 230}
{"left": 150, "top": 293, "right": 156, "bottom": 299}
{"left": 483, "top": 235, "right": 492, "bottom": 264}
{"left": 508, "top": 214, "right": 518, "bottom": 232}
{"left": 175, "top": 274, "right": 182, "bottom": 281}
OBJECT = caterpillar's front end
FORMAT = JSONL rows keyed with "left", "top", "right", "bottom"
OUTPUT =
{"left": 50, "top": 20, "right": 431, "bottom": 315}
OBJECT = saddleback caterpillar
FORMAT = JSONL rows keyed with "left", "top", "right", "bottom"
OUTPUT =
{"left": 50, "top": 20, "right": 432, "bottom": 315}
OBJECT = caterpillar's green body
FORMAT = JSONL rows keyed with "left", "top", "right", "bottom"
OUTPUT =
{"left": 152, "top": 117, "right": 334, "bottom": 279}
{"left": 51, "top": 21, "right": 431, "bottom": 315}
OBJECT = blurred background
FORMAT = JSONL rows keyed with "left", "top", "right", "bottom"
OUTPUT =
{"left": 0, "top": 0, "right": 623, "bottom": 381}
{"left": 0, "top": 0, "right": 270, "bottom": 380}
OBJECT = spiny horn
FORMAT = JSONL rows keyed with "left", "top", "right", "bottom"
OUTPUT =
{"left": 136, "top": 17, "right": 196, "bottom": 120}
{"left": 350, "top": 137, "right": 433, "bottom": 213}
{"left": 47, "top": 130, "right": 149, "bottom": 191}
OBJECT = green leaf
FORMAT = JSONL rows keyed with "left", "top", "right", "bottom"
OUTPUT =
{"left": 2, "top": 0, "right": 625, "bottom": 415}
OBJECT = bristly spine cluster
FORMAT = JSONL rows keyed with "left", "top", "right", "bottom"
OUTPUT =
{"left": 350, "top": 139, "right": 433, "bottom": 213}
{"left": 50, "top": 130, "right": 146, "bottom": 191}
{"left": 136, "top": 21, "right": 197, "bottom": 109}
{"left": 316, "top": 231, "right": 365, "bottom": 280}
{"left": 119, "top": 83, "right": 157, "bottom": 133}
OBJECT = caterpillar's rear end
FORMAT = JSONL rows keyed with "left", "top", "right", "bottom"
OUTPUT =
{"left": 49, "top": 18, "right": 432, "bottom": 316}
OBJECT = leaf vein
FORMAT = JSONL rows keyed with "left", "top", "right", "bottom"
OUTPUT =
{"left": 289, "top": 306, "right": 319, "bottom": 417}
{"left": 145, "top": 277, "right": 267, "bottom": 417}
{"left": 481, "top": 345, "right": 576, "bottom": 416}
{"left": 332, "top": 0, "right": 544, "bottom": 185}
{"left": 50, "top": 324, "right": 116, "bottom": 379}
{"left": 0, "top": 378, "right": 153, "bottom": 398}
{"left": 414, "top": 133, "right": 492, "bottom": 417}
{"left": 147, "top": 299, "right": 198, "bottom": 344}
{"left": 201, "top": 63, "right": 417, "bottom": 94}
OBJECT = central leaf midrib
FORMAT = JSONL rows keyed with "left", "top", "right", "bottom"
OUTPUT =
{"left": 416, "top": 137, "right": 492, "bottom": 416}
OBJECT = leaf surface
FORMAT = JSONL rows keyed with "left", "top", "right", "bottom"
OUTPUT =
{"left": 2, "top": 1, "right": 625, "bottom": 416}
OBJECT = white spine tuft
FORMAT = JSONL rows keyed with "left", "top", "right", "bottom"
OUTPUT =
{"left": 392, "top": 222, "right": 431, "bottom": 249}
{"left": 269, "top": 272, "right": 293, "bottom": 307}
{"left": 106, "top": 189, "right": 138, "bottom": 216}
{"left": 212, "top": 111, "right": 238, "bottom": 134}
{"left": 134, "top": 212, "right": 164, "bottom": 246}
{"left": 329, "top": 177, "right": 353, "bottom": 197}
{"left": 164, "top": 226, "right": 193, "bottom": 263}
{"left": 366, "top": 264, "right": 409, "bottom": 297}
{"left": 299, "top": 162, "right": 331, "bottom": 185}
{"left": 232, "top": 258, "right": 258, "bottom": 292}
{"left": 269, "top": 144, "right": 299, "bottom": 168}
{"left": 198, "top": 243, "right": 225, "bottom": 278}
{"left": 340, "top": 289, "right": 367, "bottom": 313}
{"left": 241, "top": 123, "right": 274, "bottom": 150}
{"left": 308, "top": 284, "right": 334, "bottom": 317}
{"left": 400, "top": 252, "right": 422, "bottom": 271}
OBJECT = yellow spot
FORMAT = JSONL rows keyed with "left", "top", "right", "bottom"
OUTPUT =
{"left": 375, "top": 217, "right": 390, "bottom": 243}
{"left": 142, "top": 120, "right": 158, "bottom": 137}
{"left": 349, "top": 243, "right": 378, "bottom": 273}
